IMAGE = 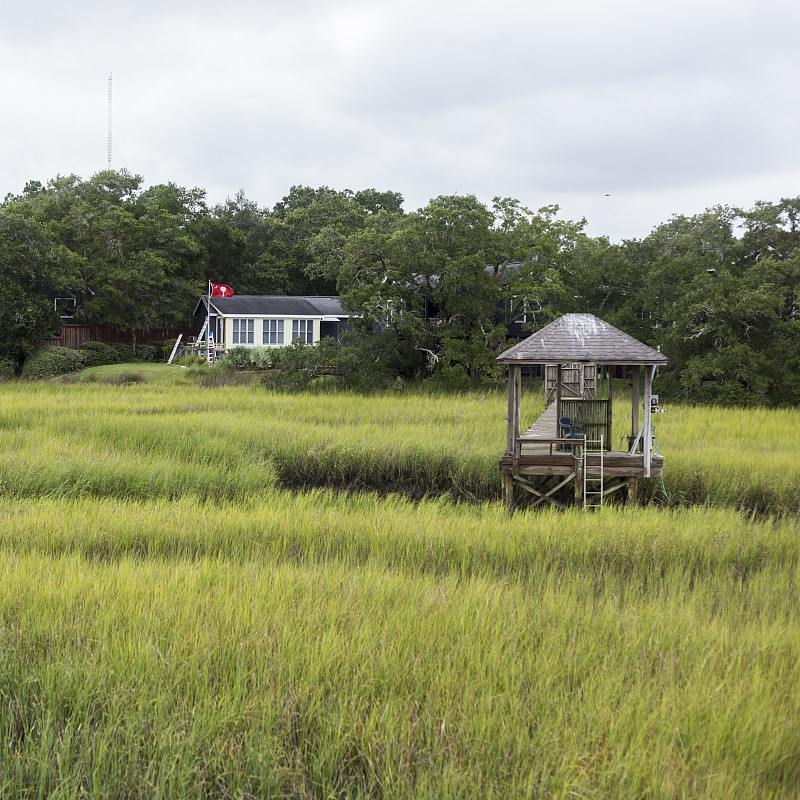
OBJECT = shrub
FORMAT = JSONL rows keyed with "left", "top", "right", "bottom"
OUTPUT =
{"left": 79, "top": 341, "right": 121, "bottom": 368}
{"left": 264, "top": 341, "right": 325, "bottom": 390}
{"left": 162, "top": 339, "right": 180, "bottom": 361}
{"left": 0, "top": 356, "right": 16, "bottom": 381}
{"left": 113, "top": 372, "right": 145, "bottom": 385}
{"left": 136, "top": 344, "right": 159, "bottom": 362}
{"left": 110, "top": 343, "right": 135, "bottom": 362}
{"left": 218, "top": 346, "right": 252, "bottom": 370}
{"left": 249, "top": 347, "right": 273, "bottom": 370}
{"left": 21, "top": 347, "right": 87, "bottom": 380}
{"left": 218, "top": 346, "right": 274, "bottom": 371}
{"left": 173, "top": 355, "right": 208, "bottom": 367}
{"left": 264, "top": 336, "right": 398, "bottom": 392}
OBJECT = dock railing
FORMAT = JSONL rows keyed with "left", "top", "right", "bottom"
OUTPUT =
{"left": 513, "top": 436, "right": 583, "bottom": 476}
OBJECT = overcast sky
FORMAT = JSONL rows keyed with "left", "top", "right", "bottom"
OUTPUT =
{"left": 2, "top": 0, "right": 798, "bottom": 241}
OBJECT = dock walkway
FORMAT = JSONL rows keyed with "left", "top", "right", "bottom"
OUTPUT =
{"left": 521, "top": 402, "right": 558, "bottom": 440}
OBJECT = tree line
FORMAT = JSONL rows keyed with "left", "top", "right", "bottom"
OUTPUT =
{"left": 1, "top": 169, "right": 798, "bottom": 404}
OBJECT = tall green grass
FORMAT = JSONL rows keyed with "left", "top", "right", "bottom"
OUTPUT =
{"left": 1, "top": 381, "right": 799, "bottom": 511}
{"left": 653, "top": 403, "right": 800, "bottom": 512}
{"left": 1, "top": 494, "right": 799, "bottom": 798}
{"left": 1, "top": 381, "right": 799, "bottom": 795}
{"left": 0, "top": 382, "right": 503, "bottom": 501}
{"left": 1, "top": 493, "right": 795, "bottom": 583}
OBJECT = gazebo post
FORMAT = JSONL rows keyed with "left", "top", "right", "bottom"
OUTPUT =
{"left": 556, "top": 363, "right": 562, "bottom": 430}
{"left": 504, "top": 364, "right": 522, "bottom": 511}
{"left": 506, "top": 365, "right": 521, "bottom": 456}
{"left": 643, "top": 365, "right": 654, "bottom": 478}
{"left": 503, "top": 473, "right": 514, "bottom": 511}
{"left": 628, "top": 365, "right": 641, "bottom": 503}
{"left": 574, "top": 439, "right": 584, "bottom": 506}
{"left": 607, "top": 365, "right": 614, "bottom": 449}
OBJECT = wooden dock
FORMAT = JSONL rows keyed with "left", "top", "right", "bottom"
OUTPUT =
{"left": 521, "top": 401, "right": 558, "bottom": 439}
{"left": 500, "top": 404, "right": 663, "bottom": 478}
{"left": 497, "top": 314, "right": 668, "bottom": 509}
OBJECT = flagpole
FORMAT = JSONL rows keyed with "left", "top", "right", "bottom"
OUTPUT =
{"left": 207, "top": 280, "right": 211, "bottom": 362}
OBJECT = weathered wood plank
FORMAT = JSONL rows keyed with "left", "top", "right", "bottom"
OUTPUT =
{"left": 501, "top": 465, "right": 664, "bottom": 478}
{"left": 521, "top": 402, "right": 559, "bottom": 439}
{"left": 499, "top": 451, "right": 663, "bottom": 479}
{"left": 515, "top": 474, "right": 573, "bottom": 509}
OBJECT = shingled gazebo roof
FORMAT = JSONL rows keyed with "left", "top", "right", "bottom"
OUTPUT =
{"left": 496, "top": 313, "right": 668, "bottom": 366}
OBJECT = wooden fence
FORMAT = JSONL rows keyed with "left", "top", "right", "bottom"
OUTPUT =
{"left": 558, "top": 398, "right": 613, "bottom": 451}
{"left": 43, "top": 325, "right": 193, "bottom": 349}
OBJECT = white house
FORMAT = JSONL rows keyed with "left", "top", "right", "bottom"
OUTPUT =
{"left": 193, "top": 295, "right": 353, "bottom": 350}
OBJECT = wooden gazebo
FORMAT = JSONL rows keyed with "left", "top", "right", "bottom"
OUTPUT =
{"left": 497, "top": 313, "right": 668, "bottom": 509}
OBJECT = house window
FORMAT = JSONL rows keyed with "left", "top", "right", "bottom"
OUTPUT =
{"left": 263, "top": 319, "right": 284, "bottom": 346}
{"left": 232, "top": 318, "right": 254, "bottom": 344}
{"left": 292, "top": 319, "right": 314, "bottom": 344}
{"left": 506, "top": 296, "right": 523, "bottom": 323}
{"left": 507, "top": 296, "right": 531, "bottom": 324}
{"left": 385, "top": 299, "right": 403, "bottom": 323}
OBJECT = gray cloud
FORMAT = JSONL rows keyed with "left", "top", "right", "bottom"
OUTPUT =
{"left": 1, "top": 0, "right": 798, "bottom": 240}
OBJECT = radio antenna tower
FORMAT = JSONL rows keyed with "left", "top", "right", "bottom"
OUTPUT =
{"left": 107, "top": 73, "right": 113, "bottom": 169}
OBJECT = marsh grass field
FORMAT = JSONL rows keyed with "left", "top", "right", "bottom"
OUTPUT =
{"left": 1, "top": 367, "right": 799, "bottom": 797}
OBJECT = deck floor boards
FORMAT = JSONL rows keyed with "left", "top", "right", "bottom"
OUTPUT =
{"left": 522, "top": 402, "right": 558, "bottom": 440}
{"left": 504, "top": 401, "right": 664, "bottom": 477}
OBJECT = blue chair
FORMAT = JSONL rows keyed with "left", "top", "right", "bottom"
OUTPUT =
{"left": 558, "top": 417, "right": 585, "bottom": 450}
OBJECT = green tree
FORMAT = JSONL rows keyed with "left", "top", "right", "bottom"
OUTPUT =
{"left": 271, "top": 185, "right": 405, "bottom": 296}
{"left": 490, "top": 198, "right": 585, "bottom": 333}
{"left": 194, "top": 214, "right": 248, "bottom": 289}
{"left": 335, "top": 195, "right": 587, "bottom": 383}
{"left": 209, "top": 190, "right": 288, "bottom": 294}
{"left": 0, "top": 210, "right": 77, "bottom": 371}
{"left": 77, "top": 174, "right": 205, "bottom": 345}
{"left": 4, "top": 170, "right": 207, "bottom": 348}
{"left": 567, "top": 201, "right": 800, "bottom": 405}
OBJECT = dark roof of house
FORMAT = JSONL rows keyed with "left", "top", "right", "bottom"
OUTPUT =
{"left": 304, "top": 296, "right": 350, "bottom": 317}
{"left": 496, "top": 313, "right": 668, "bottom": 365}
{"left": 196, "top": 295, "right": 350, "bottom": 318}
